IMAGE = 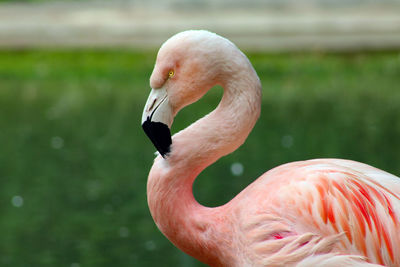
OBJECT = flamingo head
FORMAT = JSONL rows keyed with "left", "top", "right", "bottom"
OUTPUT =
{"left": 142, "top": 30, "right": 239, "bottom": 158}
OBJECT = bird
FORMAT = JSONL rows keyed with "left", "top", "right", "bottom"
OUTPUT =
{"left": 141, "top": 30, "right": 400, "bottom": 267}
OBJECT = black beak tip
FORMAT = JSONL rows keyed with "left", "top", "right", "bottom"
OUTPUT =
{"left": 142, "top": 119, "right": 172, "bottom": 158}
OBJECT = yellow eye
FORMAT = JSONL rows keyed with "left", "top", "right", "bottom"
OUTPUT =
{"left": 168, "top": 70, "right": 174, "bottom": 78}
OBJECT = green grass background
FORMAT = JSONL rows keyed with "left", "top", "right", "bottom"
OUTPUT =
{"left": 1, "top": 50, "right": 400, "bottom": 266}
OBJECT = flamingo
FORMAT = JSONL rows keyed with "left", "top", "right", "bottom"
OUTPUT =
{"left": 141, "top": 30, "right": 400, "bottom": 266}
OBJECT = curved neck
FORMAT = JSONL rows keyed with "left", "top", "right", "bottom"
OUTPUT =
{"left": 147, "top": 60, "right": 261, "bottom": 265}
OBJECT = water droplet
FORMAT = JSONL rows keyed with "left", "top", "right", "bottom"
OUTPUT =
{"left": 11, "top": 195, "right": 24, "bottom": 207}
{"left": 281, "top": 135, "right": 293, "bottom": 148}
{"left": 51, "top": 136, "right": 64, "bottom": 149}
{"left": 119, "top": 227, "right": 130, "bottom": 238}
{"left": 145, "top": 240, "right": 156, "bottom": 251}
{"left": 71, "top": 263, "right": 80, "bottom": 267}
{"left": 230, "top": 162, "right": 244, "bottom": 176}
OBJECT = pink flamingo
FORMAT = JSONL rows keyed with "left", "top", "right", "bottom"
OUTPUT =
{"left": 141, "top": 30, "right": 400, "bottom": 266}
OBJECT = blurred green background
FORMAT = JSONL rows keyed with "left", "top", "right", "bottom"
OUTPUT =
{"left": 1, "top": 0, "right": 400, "bottom": 266}
{"left": 1, "top": 50, "right": 400, "bottom": 267}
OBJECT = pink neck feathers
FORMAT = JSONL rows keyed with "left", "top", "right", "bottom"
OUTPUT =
{"left": 147, "top": 54, "right": 261, "bottom": 266}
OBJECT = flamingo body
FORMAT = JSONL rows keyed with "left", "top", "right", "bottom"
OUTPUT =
{"left": 142, "top": 30, "right": 400, "bottom": 266}
{"left": 229, "top": 159, "right": 400, "bottom": 266}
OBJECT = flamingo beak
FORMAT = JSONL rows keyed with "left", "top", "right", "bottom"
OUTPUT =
{"left": 142, "top": 88, "right": 173, "bottom": 158}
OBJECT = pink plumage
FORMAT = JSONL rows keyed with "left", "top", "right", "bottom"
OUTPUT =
{"left": 142, "top": 30, "right": 399, "bottom": 266}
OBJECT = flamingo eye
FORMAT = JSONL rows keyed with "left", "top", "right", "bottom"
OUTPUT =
{"left": 168, "top": 70, "right": 174, "bottom": 78}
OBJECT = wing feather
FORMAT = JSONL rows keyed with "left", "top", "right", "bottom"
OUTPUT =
{"left": 277, "top": 161, "right": 400, "bottom": 266}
